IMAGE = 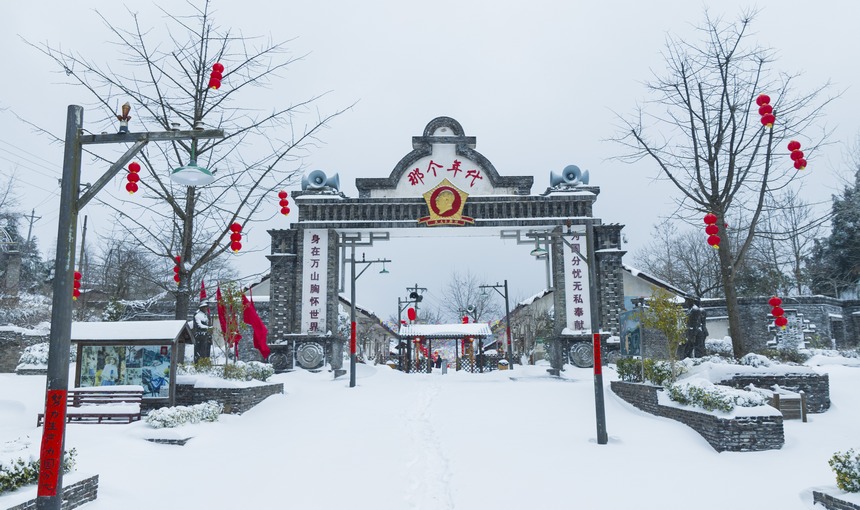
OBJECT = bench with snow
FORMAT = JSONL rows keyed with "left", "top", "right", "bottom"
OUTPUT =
{"left": 37, "top": 385, "right": 144, "bottom": 426}
{"left": 750, "top": 384, "right": 807, "bottom": 422}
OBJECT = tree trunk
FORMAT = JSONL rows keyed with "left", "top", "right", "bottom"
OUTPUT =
{"left": 717, "top": 233, "right": 746, "bottom": 358}
{"left": 174, "top": 186, "right": 196, "bottom": 321}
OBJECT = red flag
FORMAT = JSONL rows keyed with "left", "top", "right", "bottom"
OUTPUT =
{"left": 200, "top": 280, "right": 207, "bottom": 301}
{"left": 242, "top": 293, "right": 270, "bottom": 359}
{"left": 216, "top": 285, "right": 228, "bottom": 345}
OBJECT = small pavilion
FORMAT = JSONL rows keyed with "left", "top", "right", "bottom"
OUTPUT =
{"left": 398, "top": 323, "right": 493, "bottom": 373}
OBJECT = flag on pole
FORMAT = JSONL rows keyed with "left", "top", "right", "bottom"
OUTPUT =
{"left": 200, "top": 280, "right": 207, "bottom": 301}
{"left": 242, "top": 293, "right": 270, "bottom": 359}
{"left": 216, "top": 285, "right": 228, "bottom": 346}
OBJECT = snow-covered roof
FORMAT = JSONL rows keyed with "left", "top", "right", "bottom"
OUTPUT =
{"left": 71, "top": 320, "right": 193, "bottom": 343}
{"left": 399, "top": 323, "right": 492, "bottom": 338}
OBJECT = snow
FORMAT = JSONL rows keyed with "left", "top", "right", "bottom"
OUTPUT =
{"left": 1, "top": 361, "right": 860, "bottom": 509}
{"left": 70, "top": 320, "right": 189, "bottom": 342}
{"left": 399, "top": 323, "right": 492, "bottom": 338}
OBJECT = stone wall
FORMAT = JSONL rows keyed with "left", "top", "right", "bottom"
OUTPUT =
{"left": 814, "top": 491, "right": 860, "bottom": 510}
{"left": 718, "top": 372, "right": 830, "bottom": 413}
{"left": 5, "top": 474, "right": 99, "bottom": 510}
{"left": 611, "top": 381, "right": 784, "bottom": 452}
{"left": 0, "top": 329, "right": 48, "bottom": 373}
{"left": 174, "top": 382, "right": 283, "bottom": 414}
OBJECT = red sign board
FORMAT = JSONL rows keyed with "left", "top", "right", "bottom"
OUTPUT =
{"left": 38, "top": 389, "right": 68, "bottom": 497}
{"left": 593, "top": 334, "right": 602, "bottom": 376}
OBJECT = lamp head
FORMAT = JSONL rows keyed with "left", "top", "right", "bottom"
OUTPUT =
{"left": 171, "top": 159, "right": 214, "bottom": 186}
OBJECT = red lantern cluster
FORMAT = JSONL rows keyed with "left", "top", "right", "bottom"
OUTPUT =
{"left": 787, "top": 140, "right": 807, "bottom": 170}
{"left": 173, "top": 256, "right": 181, "bottom": 284}
{"left": 278, "top": 190, "right": 290, "bottom": 216}
{"left": 704, "top": 212, "right": 720, "bottom": 249}
{"left": 769, "top": 296, "right": 788, "bottom": 329}
{"left": 208, "top": 62, "right": 224, "bottom": 90}
{"left": 72, "top": 271, "right": 82, "bottom": 300}
{"left": 229, "top": 223, "right": 243, "bottom": 252}
{"left": 756, "top": 94, "right": 775, "bottom": 128}
{"left": 407, "top": 307, "right": 417, "bottom": 322}
{"left": 126, "top": 161, "right": 141, "bottom": 194}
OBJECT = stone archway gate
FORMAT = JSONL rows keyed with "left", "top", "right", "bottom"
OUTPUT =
{"left": 266, "top": 117, "right": 626, "bottom": 372}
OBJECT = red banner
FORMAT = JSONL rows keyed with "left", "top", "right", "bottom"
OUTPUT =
{"left": 593, "top": 334, "right": 602, "bottom": 375}
{"left": 38, "top": 389, "right": 68, "bottom": 497}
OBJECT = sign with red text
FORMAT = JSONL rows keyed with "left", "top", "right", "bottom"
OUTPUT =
{"left": 37, "top": 389, "right": 67, "bottom": 497}
{"left": 563, "top": 228, "right": 592, "bottom": 334}
{"left": 301, "top": 229, "right": 328, "bottom": 334}
{"left": 390, "top": 143, "right": 502, "bottom": 197}
{"left": 418, "top": 179, "right": 474, "bottom": 226}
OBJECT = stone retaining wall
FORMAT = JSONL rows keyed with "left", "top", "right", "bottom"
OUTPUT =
{"left": 174, "top": 382, "right": 283, "bottom": 414}
{"left": 611, "top": 381, "right": 784, "bottom": 452}
{"left": 814, "top": 491, "right": 860, "bottom": 510}
{"left": 5, "top": 475, "right": 99, "bottom": 510}
{"left": 0, "top": 330, "right": 48, "bottom": 373}
{"left": 718, "top": 372, "right": 830, "bottom": 413}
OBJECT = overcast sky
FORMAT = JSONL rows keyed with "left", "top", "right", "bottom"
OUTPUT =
{"left": 2, "top": 1, "right": 859, "bottom": 321}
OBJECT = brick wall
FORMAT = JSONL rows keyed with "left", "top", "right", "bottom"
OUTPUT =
{"left": 5, "top": 474, "right": 99, "bottom": 510}
{"left": 814, "top": 491, "right": 860, "bottom": 510}
{"left": 611, "top": 381, "right": 784, "bottom": 452}
{"left": 718, "top": 373, "right": 830, "bottom": 413}
{"left": 0, "top": 330, "right": 48, "bottom": 373}
{"left": 174, "top": 382, "right": 283, "bottom": 414}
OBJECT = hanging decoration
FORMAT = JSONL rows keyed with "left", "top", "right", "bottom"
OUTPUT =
{"left": 173, "top": 256, "right": 181, "bottom": 284}
{"left": 72, "top": 271, "right": 82, "bottom": 300}
{"left": 769, "top": 296, "right": 787, "bottom": 329}
{"left": 208, "top": 62, "right": 224, "bottom": 90}
{"left": 756, "top": 94, "right": 775, "bottom": 128}
{"left": 407, "top": 307, "right": 417, "bottom": 322}
{"left": 278, "top": 190, "right": 290, "bottom": 216}
{"left": 704, "top": 213, "right": 720, "bottom": 249}
{"left": 229, "top": 223, "right": 242, "bottom": 252}
{"left": 787, "top": 140, "right": 807, "bottom": 170}
{"left": 126, "top": 162, "right": 140, "bottom": 194}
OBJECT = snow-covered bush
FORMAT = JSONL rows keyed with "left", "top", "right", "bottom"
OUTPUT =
{"left": 739, "top": 353, "right": 772, "bottom": 368}
{"left": 0, "top": 449, "right": 76, "bottom": 495}
{"left": 668, "top": 379, "right": 768, "bottom": 413}
{"left": 145, "top": 401, "right": 223, "bottom": 429}
{"left": 177, "top": 360, "right": 273, "bottom": 382}
{"left": 614, "top": 358, "right": 684, "bottom": 386}
{"left": 829, "top": 449, "right": 860, "bottom": 492}
{"left": 705, "top": 337, "right": 733, "bottom": 356}
{"left": 16, "top": 342, "right": 76, "bottom": 368}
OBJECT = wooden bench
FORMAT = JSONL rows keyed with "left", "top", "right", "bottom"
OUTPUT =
{"left": 37, "top": 386, "right": 144, "bottom": 426}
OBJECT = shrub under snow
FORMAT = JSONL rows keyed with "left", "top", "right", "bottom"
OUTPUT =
{"left": 145, "top": 401, "right": 223, "bottom": 429}
{"left": 705, "top": 337, "right": 734, "bottom": 356}
{"left": 668, "top": 379, "right": 768, "bottom": 413}
{"left": 177, "top": 360, "right": 274, "bottom": 382}
{"left": 829, "top": 449, "right": 860, "bottom": 493}
{"left": 16, "top": 342, "right": 76, "bottom": 368}
{"left": 739, "top": 353, "right": 772, "bottom": 368}
{"left": 0, "top": 449, "right": 76, "bottom": 495}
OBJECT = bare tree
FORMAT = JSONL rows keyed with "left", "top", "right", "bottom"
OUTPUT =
{"left": 616, "top": 10, "right": 834, "bottom": 357}
{"left": 435, "top": 270, "right": 502, "bottom": 323}
{"left": 28, "top": 1, "right": 348, "bottom": 319}
{"left": 632, "top": 223, "right": 722, "bottom": 298}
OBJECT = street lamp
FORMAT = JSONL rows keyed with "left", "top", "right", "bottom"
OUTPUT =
{"left": 37, "top": 105, "right": 223, "bottom": 510}
{"left": 340, "top": 232, "right": 390, "bottom": 388}
{"left": 479, "top": 281, "right": 514, "bottom": 371}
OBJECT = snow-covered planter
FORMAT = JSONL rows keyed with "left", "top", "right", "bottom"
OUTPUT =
{"left": 667, "top": 379, "right": 768, "bottom": 413}
{"left": 829, "top": 449, "right": 860, "bottom": 493}
{"left": 145, "top": 401, "right": 223, "bottom": 429}
{"left": 178, "top": 360, "right": 274, "bottom": 382}
{"left": 0, "top": 449, "right": 76, "bottom": 495}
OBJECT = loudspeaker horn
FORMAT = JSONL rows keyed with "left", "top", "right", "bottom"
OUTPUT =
{"left": 301, "top": 170, "right": 340, "bottom": 191}
{"left": 550, "top": 164, "right": 590, "bottom": 187}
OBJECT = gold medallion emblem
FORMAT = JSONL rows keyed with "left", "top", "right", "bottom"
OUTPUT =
{"left": 418, "top": 179, "right": 474, "bottom": 226}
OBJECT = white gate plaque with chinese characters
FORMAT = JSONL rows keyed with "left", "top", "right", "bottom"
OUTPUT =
{"left": 301, "top": 229, "right": 328, "bottom": 334}
{"left": 563, "top": 229, "right": 592, "bottom": 334}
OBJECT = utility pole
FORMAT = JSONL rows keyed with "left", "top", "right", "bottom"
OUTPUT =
{"left": 37, "top": 105, "right": 223, "bottom": 510}
{"left": 25, "top": 208, "right": 41, "bottom": 246}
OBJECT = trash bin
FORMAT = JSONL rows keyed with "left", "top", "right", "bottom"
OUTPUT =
{"left": 498, "top": 359, "right": 509, "bottom": 371}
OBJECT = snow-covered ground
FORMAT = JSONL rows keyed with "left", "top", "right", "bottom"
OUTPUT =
{"left": 1, "top": 360, "right": 859, "bottom": 509}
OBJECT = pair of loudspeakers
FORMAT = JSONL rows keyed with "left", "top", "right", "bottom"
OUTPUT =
{"left": 301, "top": 169, "right": 340, "bottom": 191}
{"left": 550, "top": 165, "right": 589, "bottom": 187}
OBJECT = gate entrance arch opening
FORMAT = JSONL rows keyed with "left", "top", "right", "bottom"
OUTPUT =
{"left": 266, "top": 117, "right": 625, "bottom": 374}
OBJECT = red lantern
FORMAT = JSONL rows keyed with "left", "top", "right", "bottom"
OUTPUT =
{"left": 126, "top": 161, "right": 142, "bottom": 194}
{"left": 280, "top": 207, "right": 290, "bottom": 215}
{"left": 209, "top": 63, "right": 224, "bottom": 90}
{"left": 278, "top": 190, "right": 288, "bottom": 199}
{"left": 462, "top": 316, "right": 469, "bottom": 324}
{"left": 705, "top": 224, "right": 719, "bottom": 236}
{"left": 407, "top": 307, "right": 417, "bottom": 321}
{"left": 231, "top": 241, "right": 242, "bottom": 252}
{"left": 707, "top": 235, "right": 720, "bottom": 248}
{"left": 173, "top": 256, "right": 181, "bottom": 285}
{"left": 127, "top": 172, "right": 140, "bottom": 183}
{"left": 72, "top": 289, "right": 81, "bottom": 299}
{"left": 230, "top": 223, "right": 242, "bottom": 233}
{"left": 775, "top": 316, "right": 788, "bottom": 328}
{"left": 787, "top": 140, "right": 801, "bottom": 152}
{"left": 126, "top": 182, "right": 138, "bottom": 194}
{"left": 704, "top": 213, "right": 718, "bottom": 225}
{"left": 768, "top": 296, "right": 782, "bottom": 307}
{"left": 794, "top": 159, "right": 807, "bottom": 170}
{"left": 758, "top": 104, "right": 773, "bottom": 115}
{"left": 771, "top": 306, "right": 785, "bottom": 317}
{"left": 72, "top": 271, "right": 82, "bottom": 300}
{"left": 128, "top": 162, "right": 141, "bottom": 173}
{"left": 790, "top": 150, "right": 805, "bottom": 161}
{"left": 173, "top": 274, "right": 181, "bottom": 283}
{"left": 230, "top": 232, "right": 242, "bottom": 242}
{"left": 756, "top": 94, "right": 771, "bottom": 106}
{"left": 760, "top": 113, "right": 776, "bottom": 127}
